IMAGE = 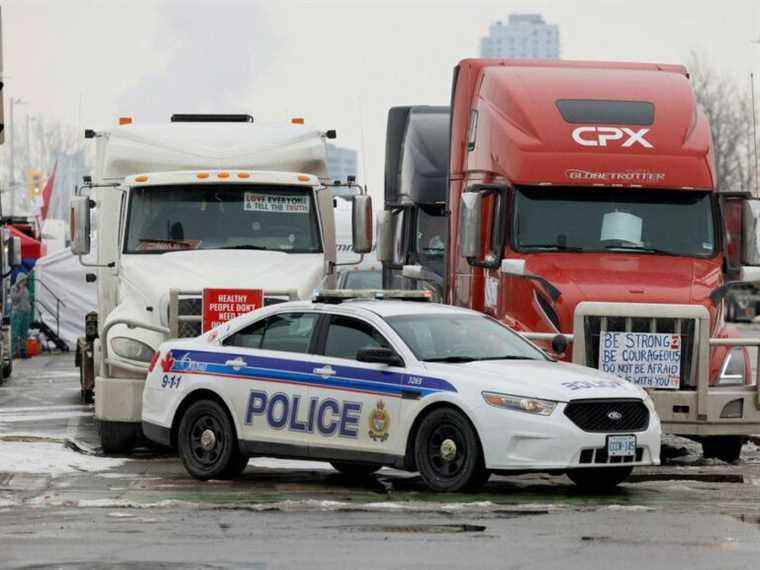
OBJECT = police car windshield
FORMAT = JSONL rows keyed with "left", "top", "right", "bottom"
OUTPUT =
{"left": 386, "top": 314, "right": 547, "bottom": 363}
{"left": 124, "top": 184, "right": 322, "bottom": 254}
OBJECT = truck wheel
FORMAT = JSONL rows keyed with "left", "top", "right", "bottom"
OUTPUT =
{"left": 99, "top": 420, "right": 139, "bottom": 454}
{"left": 414, "top": 407, "right": 486, "bottom": 492}
{"left": 330, "top": 462, "right": 382, "bottom": 478}
{"left": 2, "top": 360, "right": 11, "bottom": 380}
{"left": 567, "top": 466, "right": 633, "bottom": 490}
{"left": 178, "top": 399, "right": 243, "bottom": 481}
{"left": 701, "top": 436, "right": 744, "bottom": 463}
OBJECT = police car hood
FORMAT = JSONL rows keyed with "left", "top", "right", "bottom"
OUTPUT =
{"left": 120, "top": 250, "right": 325, "bottom": 304}
{"left": 424, "top": 359, "right": 643, "bottom": 402}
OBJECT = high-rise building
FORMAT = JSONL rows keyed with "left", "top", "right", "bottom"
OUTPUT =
{"left": 480, "top": 14, "right": 560, "bottom": 59}
{"left": 326, "top": 144, "right": 359, "bottom": 183}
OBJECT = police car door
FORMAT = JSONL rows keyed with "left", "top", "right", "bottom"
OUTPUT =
{"left": 219, "top": 311, "right": 319, "bottom": 452}
{"left": 308, "top": 313, "right": 403, "bottom": 460}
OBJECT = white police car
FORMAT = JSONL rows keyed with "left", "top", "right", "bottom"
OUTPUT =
{"left": 142, "top": 292, "right": 661, "bottom": 492}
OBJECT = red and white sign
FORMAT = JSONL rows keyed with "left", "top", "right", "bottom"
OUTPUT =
{"left": 201, "top": 288, "right": 263, "bottom": 332}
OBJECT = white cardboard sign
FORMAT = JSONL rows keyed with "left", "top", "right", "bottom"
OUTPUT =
{"left": 244, "top": 193, "right": 310, "bottom": 213}
{"left": 599, "top": 331, "right": 681, "bottom": 389}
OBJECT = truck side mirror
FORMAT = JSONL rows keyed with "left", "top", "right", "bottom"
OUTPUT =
{"left": 352, "top": 194, "right": 373, "bottom": 254}
{"left": 376, "top": 211, "right": 393, "bottom": 263}
{"left": 740, "top": 266, "right": 760, "bottom": 282}
{"left": 70, "top": 196, "right": 92, "bottom": 256}
{"left": 458, "top": 192, "right": 483, "bottom": 259}
{"left": 8, "top": 236, "right": 22, "bottom": 267}
{"left": 501, "top": 259, "right": 526, "bottom": 276}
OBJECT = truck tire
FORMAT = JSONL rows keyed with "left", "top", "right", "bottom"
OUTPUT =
{"left": 99, "top": 420, "right": 139, "bottom": 454}
{"left": 414, "top": 407, "right": 487, "bottom": 492}
{"left": 701, "top": 436, "right": 744, "bottom": 463}
{"left": 177, "top": 399, "right": 244, "bottom": 481}
{"left": 567, "top": 466, "right": 633, "bottom": 490}
{"left": 330, "top": 462, "right": 382, "bottom": 478}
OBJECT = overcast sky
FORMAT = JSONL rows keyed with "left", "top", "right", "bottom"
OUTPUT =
{"left": 2, "top": 0, "right": 760, "bottom": 199}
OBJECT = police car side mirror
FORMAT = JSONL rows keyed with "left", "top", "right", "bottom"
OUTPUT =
{"left": 551, "top": 334, "right": 568, "bottom": 355}
{"left": 357, "top": 347, "right": 403, "bottom": 367}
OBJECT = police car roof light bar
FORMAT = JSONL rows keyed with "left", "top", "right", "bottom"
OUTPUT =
{"left": 313, "top": 289, "right": 433, "bottom": 304}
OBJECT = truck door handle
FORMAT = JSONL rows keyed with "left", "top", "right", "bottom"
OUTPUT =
{"left": 225, "top": 358, "right": 246, "bottom": 370}
{"left": 313, "top": 365, "right": 336, "bottom": 377}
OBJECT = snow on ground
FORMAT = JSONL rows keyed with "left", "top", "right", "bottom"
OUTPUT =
{"left": 0, "top": 442, "right": 126, "bottom": 476}
{"left": 23, "top": 496, "right": 570, "bottom": 513}
{"left": 248, "top": 457, "right": 335, "bottom": 470}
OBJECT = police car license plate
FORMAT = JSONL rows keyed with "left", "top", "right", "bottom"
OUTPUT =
{"left": 607, "top": 435, "right": 636, "bottom": 457}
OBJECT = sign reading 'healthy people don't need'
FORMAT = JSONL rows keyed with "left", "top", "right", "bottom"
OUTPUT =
{"left": 202, "top": 288, "right": 263, "bottom": 332}
{"left": 598, "top": 331, "right": 681, "bottom": 389}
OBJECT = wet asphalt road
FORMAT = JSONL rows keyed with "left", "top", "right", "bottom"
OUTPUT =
{"left": 2, "top": 345, "right": 760, "bottom": 569}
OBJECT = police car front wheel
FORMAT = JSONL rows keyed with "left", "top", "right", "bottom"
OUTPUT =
{"left": 414, "top": 407, "right": 487, "bottom": 492}
{"left": 178, "top": 399, "right": 245, "bottom": 480}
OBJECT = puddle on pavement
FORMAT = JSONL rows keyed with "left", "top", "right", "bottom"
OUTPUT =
{"left": 18, "top": 561, "right": 238, "bottom": 570}
{"left": 736, "top": 514, "right": 760, "bottom": 525}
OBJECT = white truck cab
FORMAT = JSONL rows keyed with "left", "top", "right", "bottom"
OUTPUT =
{"left": 70, "top": 114, "right": 372, "bottom": 452}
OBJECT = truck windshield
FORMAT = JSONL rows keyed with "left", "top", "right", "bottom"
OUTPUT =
{"left": 513, "top": 187, "right": 716, "bottom": 258}
{"left": 386, "top": 313, "right": 548, "bottom": 363}
{"left": 124, "top": 184, "right": 322, "bottom": 254}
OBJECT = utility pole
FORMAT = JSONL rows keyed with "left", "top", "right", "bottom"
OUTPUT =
{"left": 26, "top": 111, "right": 30, "bottom": 175}
{"left": 7, "top": 97, "right": 27, "bottom": 216}
{"left": 8, "top": 96, "right": 14, "bottom": 215}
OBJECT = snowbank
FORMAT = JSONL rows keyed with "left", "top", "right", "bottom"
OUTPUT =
{"left": 0, "top": 442, "right": 125, "bottom": 476}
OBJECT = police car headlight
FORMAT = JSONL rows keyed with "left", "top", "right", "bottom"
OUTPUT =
{"left": 482, "top": 392, "right": 557, "bottom": 416}
{"left": 110, "top": 337, "right": 155, "bottom": 363}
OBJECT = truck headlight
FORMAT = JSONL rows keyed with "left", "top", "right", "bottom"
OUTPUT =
{"left": 718, "top": 348, "right": 746, "bottom": 385}
{"left": 110, "top": 337, "right": 155, "bottom": 363}
{"left": 482, "top": 391, "right": 557, "bottom": 416}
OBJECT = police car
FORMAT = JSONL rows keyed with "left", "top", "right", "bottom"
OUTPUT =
{"left": 142, "top": 291, "right": 661, "bottom": 492}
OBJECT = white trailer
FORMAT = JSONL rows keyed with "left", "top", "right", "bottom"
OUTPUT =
{"left": 70, "top": 114, "right": 372, "bottom": 452}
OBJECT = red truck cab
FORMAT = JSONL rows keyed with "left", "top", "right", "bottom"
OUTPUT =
{"left": 446, "top": 59, "right": 760, "bottom": 461}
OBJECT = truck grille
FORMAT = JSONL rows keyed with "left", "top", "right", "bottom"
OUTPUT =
{"left": 583, "top": 315, "right": 696, "bottom": 389}
{"left": 564, "top": 399, "right": 649, "bottom": 432}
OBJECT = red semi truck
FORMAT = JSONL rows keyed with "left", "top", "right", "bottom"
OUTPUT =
{"left": 382, "top": 59, "right": 760, "bottom": 462}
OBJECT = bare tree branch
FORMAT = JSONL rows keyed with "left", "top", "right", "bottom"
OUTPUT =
{"left": 688, "top": 52, "right": 758, "bottom": 194}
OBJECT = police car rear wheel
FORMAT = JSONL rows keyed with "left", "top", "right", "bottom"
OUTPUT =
{"left": 567, "top": 466, "right": 633, "bottom": 490}
{"left": 330, "top": 461, "right": 382, "bottom": 478}
{"left": 414, "top": 408, "right": 486, "bottom": 492}
{"left": 178, "top": 400, "right": 240, "bottom": 480}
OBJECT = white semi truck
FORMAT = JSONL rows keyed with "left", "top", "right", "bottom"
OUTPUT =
{"left": 70, "top": 114, "right": 372, "bottom": 452}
